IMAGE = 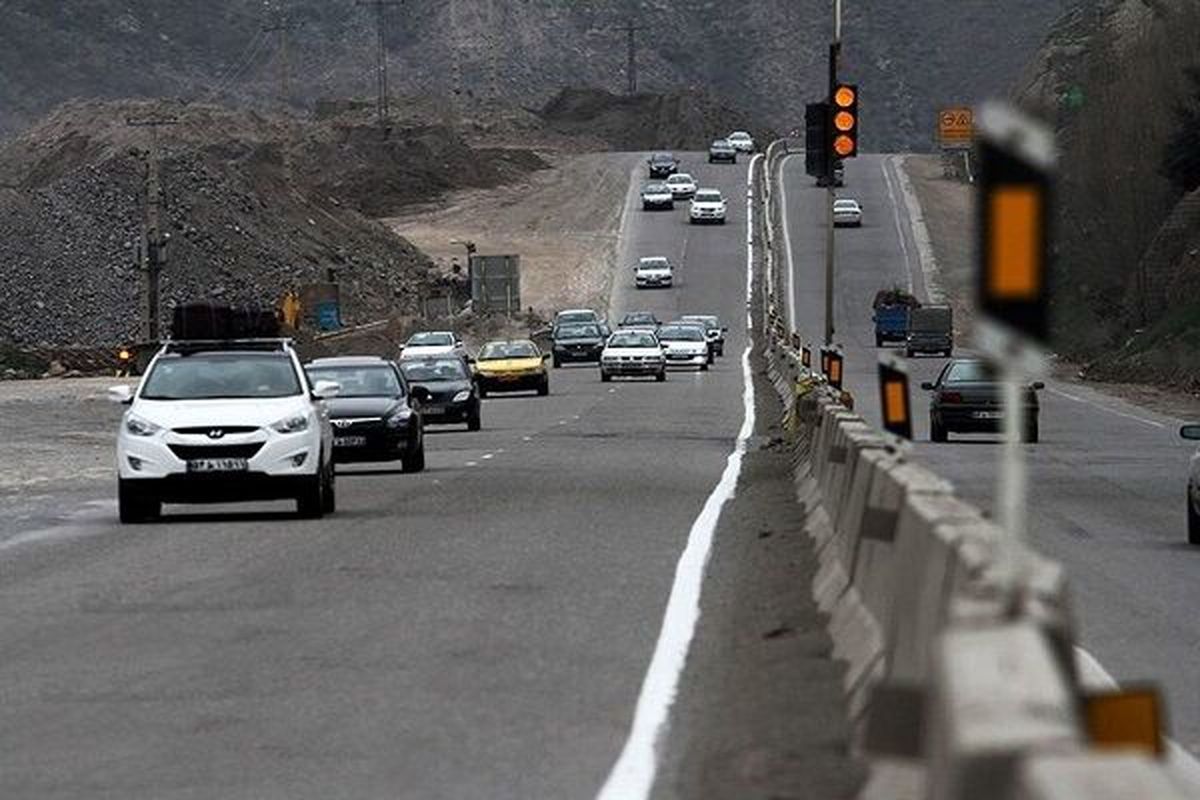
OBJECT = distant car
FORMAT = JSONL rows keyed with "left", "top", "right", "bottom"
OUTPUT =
{"left": 666, "top": 173, "right": 697, "bottom": 199}
{"left": 906, "top": 305, "right": 954, "bottom": 357}
{"left": 833, "top": 198, "right": 863, "bottom": 227}
{"left": 601, "top": 330, "right": 666, "bottom": 382}
{"left": 727, "top": 131, "right": 755, "bottom": 152}
{"left": 1181, "top": 425, "right": 1200, "bottom": 544}
{"left": 817, "top": 160, "right": 845, "bottom": 187}
{"left": 708, "top": 139, "right": 737, "bottom": 164}
{"left": 648, "top": 152, "right": 678, "bottom": 178}
{"left": 399, "top": 357, "right": 481, "bottom": 431}
{"left": 305, "top": 356, "right": 426, "bottom": 471}
{"left": 473, "top": 340, "right": 550, "bottom": 397}
{"left": 656, "top": 323, "right": 711, "bottom": 370}
{"left": 689, "top": 189, "right": 727, "bottom": 224}
{"left": 551, "top": 323, "right": 606, "bottom": 367}
{"left": 678, "top": 314, "right": 727, "bottom": 356}
{"left": 641, "top": 182, "right": 675, "bottom": 210}
{"left": 922, "top": 359, "right": 1043, "bottom": 444}
{"left": 400, "top": 331, "right": 467, "bottom": 361}
{"left": 619, "top": 312, "right": 662, "bottom": 331}
{"left": 634, "top": 256, "right": 674, "bottom": 289}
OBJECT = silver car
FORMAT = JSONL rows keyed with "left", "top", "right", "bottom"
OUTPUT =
{"left": 1183, "top": 425, "right": 1200, "bottom": 543}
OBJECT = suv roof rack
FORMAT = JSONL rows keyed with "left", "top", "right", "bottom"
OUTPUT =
{"left": 161, "top": 338, "right": 293, "bottom": 355}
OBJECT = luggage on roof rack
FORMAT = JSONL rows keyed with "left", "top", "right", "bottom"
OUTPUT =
{"left": 171, "top": 302, "right": 280, "bottom": 340}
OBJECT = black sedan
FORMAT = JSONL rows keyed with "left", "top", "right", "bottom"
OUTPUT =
{"left": 647, "top": 152, "right": 678, "bottom": 178}
{"left": 552, "top": 323, "right": 606, "bottom": 367}
{"left": 708, "top": 139, "right": 737, "bottom": 163}
{"left": 922, "top": 359, "right": 1043, "bottom": 443}
{"left": 305, "top": 356, "right": 427, "bottom": 471}
{"left": 399, "top": 357, "right": 482, "bottom": 431}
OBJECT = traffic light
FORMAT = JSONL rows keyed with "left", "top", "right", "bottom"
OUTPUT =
{"left": 976, "top": 102, "right": 1055, "bottom": 344}
{"left": 805, "top": 102, "right": 830, "bottom": 178}
{"left": 830, "top": 84, "right": 859, "bottom": 159}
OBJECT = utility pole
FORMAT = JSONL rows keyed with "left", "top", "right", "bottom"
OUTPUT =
{"left": 263, "top": 10, "right": 301, "bottom": 109}
{"left": 358, "top": 0, "right": 403, "bottom": 133}
{"left": 823, "top": 0, "right": 842, "bottom": 346}
{"left": 618, "top": 17, "right": 644, "bottom": 95}
{"left": 126, "top": 113, "right": 179, "bottom": 343}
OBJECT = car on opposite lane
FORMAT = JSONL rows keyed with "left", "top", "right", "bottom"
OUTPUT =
{"left": 634, "top": 256, "right": 674, "bottom": 289}
{"left": 400, "top": 331, "right": 468, "bottom": 361}
{"left": 708, "top": 139, "right": 737, "bottom": 164}
{"left": 648, "top": 152, "right": 678, "bottom": 178}
{"left": 689, "top": 189, "right": 727, "bottom": 224}
{"left": 600, "top": 329, "right": 666, "bottom": 383}
{"left": 551, "top": 323, "right": 606, "bottom": 367}
{"left": 833, "top": 198, "right": 863, "bottom": 227}
{"left": 305, "top": 356, "right": 427, "bottom": 472}
{"left": 473, "top": 340, "right": 550, "bottom": 397}
{"left": 108, "top": 338, "right": 338, "bottom": 522}
{"left": 657, "top": 323, "right": 711, "bottom": 370}
{"left": 727, "top": 131, "right": 755, "bottom": 153}
{"left": 1182, "top": 425, "right": 1200, "bottom": 544}
{"left": 666, "top": 173, "right": 697, "bottom": 200}
{"left": 641, "top": 182, "right": 675, "bottom": 210}
{"left": 399, "top": 357, "right": 482, "bottom": 431}
{"left": 922, "top": 359, "right": 1043, "bottom": 444}
{"left": 678, "top": 314, "right": 727, "bottom": 357}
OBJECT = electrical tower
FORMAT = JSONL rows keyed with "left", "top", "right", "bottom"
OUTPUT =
{"left": 358, "top": 0, "right": 403, "bottom": 132}
{"left": 126, "top": 113, "right": 179, "bottom": 343}
{"left": 619, "top": 18, "right": 644, "bottom": 95}
{"left": 263, "top": 10, "right": 301, "bottom": 109}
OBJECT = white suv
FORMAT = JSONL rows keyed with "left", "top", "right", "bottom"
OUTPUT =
{"left": 689, "top": 189, "right": 727, "bottom": 224}
{"left": 109, "top": 339, "right": 339, "bottom": 523}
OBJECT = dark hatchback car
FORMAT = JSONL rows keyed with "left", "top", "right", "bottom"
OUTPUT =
{"left": 306, "top": 356, "right": 427, "bottom": 471}
{"left": 552, "top": 323, "right": 606, "bottom": 367}
{"left": 619, "top": 311, "right": 662, "bottom": 330}
{"left": 923, "top": 359, "right": 1043, "bottom": 443}
{"left": 708, "top": 139, "right": 737, "bottom": 163}
{"left": 399, "top": 357, "right": 481, "bottom": 431}
{"left": 647, "top": 152, "right": 678, "bottom": 178}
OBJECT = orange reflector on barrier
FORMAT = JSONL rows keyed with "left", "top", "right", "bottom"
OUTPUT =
{"left": 884, "top": 380, "right": 907, "bottom": 426}
{"left": 988, "top": 186, "right": 1042, "bottom": 299}
{"left": 1084, "top": 688, "right": 1164, "bottom": 756}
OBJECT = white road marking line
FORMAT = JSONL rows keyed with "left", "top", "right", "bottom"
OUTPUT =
{"left": 1048, "top": 387, "right": 1166, "bottom": 429}
{"left": 608, "top": 388, "right": 617, "bottom": 394}
{"left": 521, "top": 436, "right": 533, "bottom": 442}
{"left": 1075, "top": 646, "right": 1200, "bottom": 789}
{"left": 0, "top": 500, "right": 114, "bottom": 554}
{"left": 481, "top": 454, "right": 494, "bottom": 460}
{"left": 464, "top": 461, "right": 478, "bottom": 467}
{"left": 889, "top": 155, "right": 945, "bottom": 304}
{"left": 778, "top": 154, "right": 798, "bottom": 332}
{"left": 596, "top": 155, "right": 760, "bottom": 800}
{"left": 881, "top": 159, "right": 915, "bottom": 295}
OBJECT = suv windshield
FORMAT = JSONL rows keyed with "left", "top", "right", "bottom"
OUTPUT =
{"left": 307, "top": 365, "right": 401, "bottom": 397}
{"left": 141, "top": 353, "right": 301, "bottom": 400}
{"left": 667, "top": 174, "right": 692, "bottom": 184}
{"left": 400, "top": 359, "right": 467, "bottom": 382}
{"left": 610, "top": 332, "right": 658, "bottom": 348}
{"left": 694, "top": 191, "right": 722, "bottom": 202}
{"left": 658, "top": 326, "right": 704, "bottom": 341}
{"left": 479, "top": 342, "right": 538, "bottom": 360}
{"left": 407, "top": 332, "right": 454, "bottom": 347}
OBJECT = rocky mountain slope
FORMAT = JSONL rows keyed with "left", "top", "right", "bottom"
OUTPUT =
{"left": 0, "top": 0, "right": 1069, "bottom": 151}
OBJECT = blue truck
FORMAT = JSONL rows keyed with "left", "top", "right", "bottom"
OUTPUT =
{"left": 872, "top": 289, "right": 919, "bottom": 347}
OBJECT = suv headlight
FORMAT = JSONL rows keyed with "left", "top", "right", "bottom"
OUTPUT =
{"left": 124, "top": 414, "right": 160, "bottom": 437}
{"left": 452, "top": 390, "right": 471, "bottom": 403}
{"left": 272, "top": 414, "right": 309, "bottom": 434}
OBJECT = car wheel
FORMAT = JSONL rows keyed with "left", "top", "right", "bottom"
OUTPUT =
{"left": 601, "top": 371, "right": 612, "bottom": 382}
{"left": 930, "top": 415, "right": 948, "bottom": 443}
{"left": 296, "top": 468, "right": 325, "bottom": 519}
{"left": 467, "top": 408, "right": 482, "bottom": 432}
{"left": 905, "top": 348, "right": 915, "bottom": 358}
{"left": 117, "top": 479, "right": 160, "bottom": 524}
{"left": 700, "top": 362, "right": 709, "bottom": 372}
{"left": 402, "top": 442, "right": 426, "bottom": 473}
{"left": 875, "top": 334, "right": 884, "bottom": 347}
{"left": 1023, "top": 417, "right": 1039, "bottom": 444}
{"left": 715, "top": 345, "right": 724, "bottom": 357}
{"left": 655, "top": 370, "right": 666, "bottom": 382}
{"left": 552, "top": 355, "right": 561, "bottom": 368}
{"left": 643, "top": 203, "right": 651, "bottom": 211}
{"left": 321, "top": 461, "right": 337, "bottom": 514}
{"left": 537, "top": 378, "right": 549, "bottom": 396}
{"left": 707, "top": 350, "right": 715, "bottom": 365}
{"left": 1188, "top": 492, "right": 1200, "bottom": 545}
{"left": 477, "top": 384, "right": 488, "bottom": 399}
{"left": 944, "top": 349, "right": 953, "bottom": 358}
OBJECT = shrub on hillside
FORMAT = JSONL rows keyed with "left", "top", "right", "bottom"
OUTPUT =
{"left": 1161, "top": 67, "right": 1200, "bottom": 194}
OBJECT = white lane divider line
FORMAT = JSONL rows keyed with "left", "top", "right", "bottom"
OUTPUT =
{"left": 881, "top": 159, "right": 916, "bottom": 295}
{"left": 889, "top": 155, "right": 945, "bottom": 304}
{"left": 481, "top": 454, "right": 494, "bottom": 461}
{"left": 464, "top": 461, "right": 478, "bottom": 467}
{"left": 522, "top": 436, "right": 533, "bottom": 442}
{"left": 596, "top": 155, "right": 760, "bottom": 800}
{"left": 1048, "top": 388, "right": 1166, "bottom": 429}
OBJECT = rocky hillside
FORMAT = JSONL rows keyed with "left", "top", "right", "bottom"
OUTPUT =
{"left": 0, "top": 0, "right": 1069, "bottom": 151}
{"left": 1014, "top": 0, "right": 1200, "bottom": 390}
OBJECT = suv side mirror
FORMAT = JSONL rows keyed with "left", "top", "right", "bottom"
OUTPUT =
{"left": 1031, "top": 381, "right": 1046, "bottom": 390}
{"left": 920, "top": 381, "right": 935, "bottom": 391}
{"left": 108, "top": 385, "right": 134, "bottom": 404}
{"left": 311, "top": 380, "right": 340, "bottom": 400}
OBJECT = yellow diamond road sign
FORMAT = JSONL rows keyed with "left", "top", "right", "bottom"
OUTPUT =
{"left": 938, "top": 107, "right": 974, "bottom": 149}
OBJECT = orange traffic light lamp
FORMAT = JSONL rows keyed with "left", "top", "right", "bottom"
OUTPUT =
{"left": 830, "top": 83, "right": 859, "bottom": 159}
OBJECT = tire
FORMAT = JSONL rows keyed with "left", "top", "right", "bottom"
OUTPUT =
{"left": 930, "top": 415, "right": 948, "bottom": 443}
{"left": 552, "top": 355, "right": 561, "bottom": 368}
{"left": 707, "top": 350, "right": 715, "bottom": 365}
{"left": 321, "top": 461, "right": 337, "bottom": 514}
{"left": 117, "top": 479, "right": 160, "bottom": 524}
{"left": 601, "top": 371, "right": 612, "bottom": 382}
{"left": 1188, "top": 492, "right": 1200, "bottom": 545}
{"left": 1023, "top": 418, "right": 1040, "bottom": 444}
{"left": 905, "top": 348, "right": 915, "bottom": 359}
{"left": 402, "top": 441, "right": 426, "bottom": 473}
{"left": 537, "top": 378, "right": 549, "bottom": 396}
{"left": 715, "top": 345, "right": 724, "bottom": 357}
{"left": 467, "top": 408, "right": 482, "bottom": 432}
{"left": 477, "top": 384, "right": 488, "bottom": 399}
{"left": 655, "top": 370, "right": 666, "bottom": 382}
{"left": 944, "top": 349, "right": 953, "bottom": 358}
{"left": 296, "top": 468, "right": 325, "bottom": 519}
{"left": 700, "top": 362, "right": 709, "bottom": 372}
{"left": 875, "top": 334, "right": 884, "bottom": 347}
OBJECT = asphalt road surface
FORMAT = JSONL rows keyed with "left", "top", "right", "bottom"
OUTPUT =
{"left": 0, "top": 154, "right": 862, "bottom": 799}
{"left": 780, "top": 152, "right": 1200, "bottom": 755}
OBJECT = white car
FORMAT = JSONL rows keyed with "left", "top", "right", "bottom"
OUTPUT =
{"left": 656, "top": 323, "right": 711, "bottom": 371}
{"left": 833, "top": 198, "right": 863, "bottom": 227}
{"left": 727, "top": 131, "right": 755, "bottom": 152}
{"left": 689, "top": 189, "right": 727, "bottom": 224}
{"left": 666, "top": 173, "right": 697, "bottom": 199}
{"left": 634, "top": 256, "right": 674, "bottom": 289}
{"left": 401, "top": 331, "right": 467, "bottom": 360}
{"left": 109, "top": 339, "right": 339, "bottom": 523}
{"left": 641, "top": 182, "right": 675, "bottom": 210}
{"left": 600, "top": 330, "right": 666, "bottom": 382}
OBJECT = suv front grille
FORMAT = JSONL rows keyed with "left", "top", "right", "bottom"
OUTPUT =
{"left": 172, "top": 426, "right": 259, "bottom": 435}
{"left": 168, "top": 443, "right": 264, "bottom": 460}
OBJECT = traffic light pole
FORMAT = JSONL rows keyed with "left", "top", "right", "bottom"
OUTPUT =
{"left": 824, "top": 21, "right": 841, "bottom": 346}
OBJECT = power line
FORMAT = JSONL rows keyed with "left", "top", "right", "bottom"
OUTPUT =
{"left": 356, "top": 0, "right": 403, "bottom": 132}
{"left": 263, "top": 13, "right": 304, "bottom": 109}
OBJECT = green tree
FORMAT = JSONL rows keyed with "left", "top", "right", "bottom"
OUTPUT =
{"left": 1162, "top": 66, "right": 1200, "bottom": 193}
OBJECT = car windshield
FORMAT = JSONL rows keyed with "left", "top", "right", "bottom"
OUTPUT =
{"left": 556, "top": 311, "right": 595, "bottom": 324}
{"left": 639, "top": 258, "right": 669, "bottom": 268}
{"left": 610, "top": 332, "right": 657, "bottom": 348}
{"left": 668, "top": 174, "right": 692, "bottom": 184}
{"left": 643, "top": 184, "right": 668, "bottom": 193}
{"left": 400, "top": 359, "right": 467, "bottom": 382}
{"left": 682, "top": 316, "right": 718, "bottom": 329}
{"left": 945, "top": 361, "right": 996, "bottom": 384}
{"left": 658, "top": 326, "right": 704, "bottom": 341}
{"left": 622, "top": 313, "right": 656, "bottom": 325}
{"left": 479, "top": 341, "right": 538, "bottom": 360}
{"left": 652, "top": 154, "right": 674, "bottom": 164}
{"left": 307, "top": 365, "right": 402, "bottom": 397}
{"left": 730, "top": 132, "right": 749, "bottom": 140}
{"left": 558, "top": 324, "right": 600, "bottom": 339}
{"left": 141, "top": 353, "right": 301, "bottom": 400}
{"left": 712, "top": 141, "right": 730, "bottom": 148}
{"left": 834, "top": 200, "right": 859, "bottom": 209}
{"left": 407, "top": 332, "right": 454, "bottom": 347}
{"left": 694, "top": 191, "right": 722, "bottom": 202}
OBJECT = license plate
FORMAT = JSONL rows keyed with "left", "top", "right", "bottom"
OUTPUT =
{"left": 187, "top": 458, "right": 248, "bottom": 473}
{"left": 423, "top": 406, "right": 446, "bottom": 416}
{"left": 334, "top": 436, "right": 367, "bottom": 447}
{"left": 974, "top": 411, "right": 1004, "bottom": 420}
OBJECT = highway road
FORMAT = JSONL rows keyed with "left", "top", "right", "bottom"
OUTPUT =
{"left": 0, "top": 154, "right": 858, "bottom": 799}
{"left": 780, "top": 152, "right": 1200, "bottom": 755}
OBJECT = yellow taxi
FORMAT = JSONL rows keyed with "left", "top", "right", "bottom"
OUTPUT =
{"left": 473, "top": 339, "right": 550, "bottom": 397}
